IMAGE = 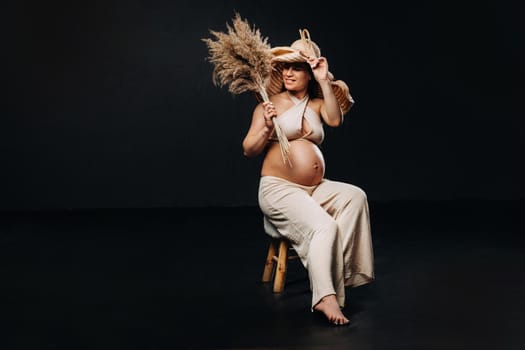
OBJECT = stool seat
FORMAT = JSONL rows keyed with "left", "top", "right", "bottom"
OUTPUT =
{"left": 261, "top": 217, "right": 298, "bottom": 293}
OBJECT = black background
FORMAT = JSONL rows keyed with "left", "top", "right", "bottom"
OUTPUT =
{"left": 1, "top": 3, "right": 524, "bottom": 349}
{"left": 2, "top": 0, "right": 524, "bottom": 210}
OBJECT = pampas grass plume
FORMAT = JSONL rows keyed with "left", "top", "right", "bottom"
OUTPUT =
{"left": 202, "top": 13, "right": 273, "bottom": 101}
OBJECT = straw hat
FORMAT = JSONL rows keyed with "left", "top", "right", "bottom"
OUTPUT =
{"left": 264, "top": 29, "right": 354, "bottom": 114}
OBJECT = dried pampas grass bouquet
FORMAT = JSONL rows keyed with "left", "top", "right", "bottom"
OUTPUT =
{"left": 202, "top": 13, "right": 272, "bottom": 101}
{"left": 202, "top": 13, "right": 291, "bottom": 165}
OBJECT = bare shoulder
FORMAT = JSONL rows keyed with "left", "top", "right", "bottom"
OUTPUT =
{"left": 308, "top": 97, "right": 324, "bottom": 114}
{"left": 253, "top": 101, "right": 264, "bottom": 114}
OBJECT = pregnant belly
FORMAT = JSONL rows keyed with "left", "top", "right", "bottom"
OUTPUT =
{"left": 261, "top": 139, "right": 325, "bottom": 186}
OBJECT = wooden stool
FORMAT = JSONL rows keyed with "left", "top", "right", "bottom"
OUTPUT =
{"left": 261, "top": 217, "right": 298, "bottom": 293}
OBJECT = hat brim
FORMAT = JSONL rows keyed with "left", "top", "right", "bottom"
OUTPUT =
{"left": 270, "top": 46, "right": 310, "bottom": 62}
{"left": 260, "top": 47, "right": 354, "bottom": 115}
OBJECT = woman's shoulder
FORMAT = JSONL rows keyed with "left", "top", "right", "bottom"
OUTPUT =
{"left": 308, "top": 97, "right": 324, "bottom": 113}
{"left": 309, "top": 96, "right": 324, "bottom": 104}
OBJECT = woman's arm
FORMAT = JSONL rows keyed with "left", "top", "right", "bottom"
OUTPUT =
{"left": 242, "top": 101, "right": 276, "bottom": 157}
{"left": 308, "top": 57, "right": 343, "bottom": 127}
{"left": 318, "top": 79, "right": 343, "bottom": 127}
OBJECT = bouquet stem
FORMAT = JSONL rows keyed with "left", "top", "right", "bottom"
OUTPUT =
{"left": 256, "top": 84, "right": 291, "bottom": 166}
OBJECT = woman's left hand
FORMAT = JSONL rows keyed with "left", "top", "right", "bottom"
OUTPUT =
{"left": 307, "top": 56, "right": 329, "bottom": 82}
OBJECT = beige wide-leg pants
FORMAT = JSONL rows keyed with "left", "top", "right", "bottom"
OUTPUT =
{"left": 258, "top": 175, "right": 375, "bottom": 309}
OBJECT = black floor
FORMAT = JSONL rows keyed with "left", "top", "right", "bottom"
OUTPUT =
{"left": 1, "top": 200, "right": 524, "bottom": 350}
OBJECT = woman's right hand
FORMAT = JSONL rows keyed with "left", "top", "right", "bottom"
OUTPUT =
{"left": 262, "top": 101, "right": 277, "bottom": 129}
{"left": 242, "top": 100, "right": 277, "bottom": 157}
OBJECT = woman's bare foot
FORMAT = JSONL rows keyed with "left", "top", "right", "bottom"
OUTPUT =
{"left": 313, "top": 295, "right": 350, "bottom": 325}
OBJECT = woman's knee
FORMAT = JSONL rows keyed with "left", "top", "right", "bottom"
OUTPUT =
{"left": 340, "top": 183, "right": 367, "bottom": 206}
{"left": 352, "top": 186, "right": 368, "bottom": 204}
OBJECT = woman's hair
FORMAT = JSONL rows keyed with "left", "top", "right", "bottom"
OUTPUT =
{"left": 307, "top": 73, "right": 320, "bottom": 99}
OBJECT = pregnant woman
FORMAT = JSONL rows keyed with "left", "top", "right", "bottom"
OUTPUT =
{"left": 242, "top": 30, "right": 375, "bottom": 326}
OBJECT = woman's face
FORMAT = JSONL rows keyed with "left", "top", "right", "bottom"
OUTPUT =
{"left": 282, "top": 62, "right": 311, "bottom": 92}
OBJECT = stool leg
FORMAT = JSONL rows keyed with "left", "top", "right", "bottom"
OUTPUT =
{"left": 273, "top": 239, "right": 289, "bottom": 293}
{"left": 262, "top": 239, "right": 278, "bottom": 282}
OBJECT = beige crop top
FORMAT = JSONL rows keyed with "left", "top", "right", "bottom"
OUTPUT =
{"left": 269, "top": 93, "right": 325, "bottom": 145}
